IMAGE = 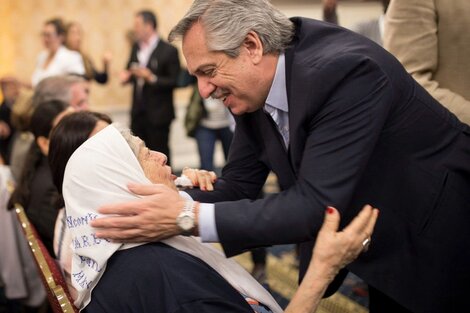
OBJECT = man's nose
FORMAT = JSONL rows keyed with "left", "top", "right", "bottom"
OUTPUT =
{"left": 197, "top": 77, "right": 216, "bottom": 99}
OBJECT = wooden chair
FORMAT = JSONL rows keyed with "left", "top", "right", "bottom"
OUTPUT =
{"left": 14, "top": 203, "right": 79, "bottom": 313}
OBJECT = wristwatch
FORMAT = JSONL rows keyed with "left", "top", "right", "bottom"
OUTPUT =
{"left": 176, "top": 200, "right": 196, "bottom": 236}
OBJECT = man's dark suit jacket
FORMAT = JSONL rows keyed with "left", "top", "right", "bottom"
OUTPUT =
{"left": 188, "top": 18, "right": 470, "bottom": 313}
{"left": 127, "top": 39, "right": 180, "bottom": 127}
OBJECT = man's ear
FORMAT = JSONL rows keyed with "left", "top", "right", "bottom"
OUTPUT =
{"left": 242, "top": 31, "right": 264, "bottom": 64}
{"left": 36, "top": 136, "right": 50, "bottom": 156}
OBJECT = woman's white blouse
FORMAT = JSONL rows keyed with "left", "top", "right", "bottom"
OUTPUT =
{"left": 31, "top": 46, "right": 85, "bottom": 87}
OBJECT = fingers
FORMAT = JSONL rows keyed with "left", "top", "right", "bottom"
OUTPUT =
{"left": 342, "top": 204, "right": 373, "bottom": 236}
{"left": 209, "top": 171, "right": 217, "bottom": 182}
{"left": 182, "top": 168, "right": 199, "bottom": 186}
{"left": 197, "top": 170, "right": 213, "bottom": 191}
{"left": 96, "top": 201, "right": 142, "bottom": 216}
{"left": 319, "top": 206, "right": 341, "bottom": 233}
{"left": 182, "top": 168, "right": 216, "bottom": 191}
{"left": 363, "top": 208, "right": 379, "bottom": 239}
{"left": 92, "top": 214, "right": 140, "bottom": 230}
{"left": 94, "top": 225, "right": 146, "bottom": 241}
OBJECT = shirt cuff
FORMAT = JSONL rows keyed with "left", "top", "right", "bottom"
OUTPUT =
{"left": 178, "top": 191, "right": 193, "bottom": 200}
{"left": 198, "top": 203, "right": 219, "bottom": 242}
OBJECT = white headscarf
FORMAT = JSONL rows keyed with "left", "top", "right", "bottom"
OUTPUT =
{"left": 63, "top": 124, "right": 282, "bottom": 312}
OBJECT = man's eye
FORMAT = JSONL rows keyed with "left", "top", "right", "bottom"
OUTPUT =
{"left": 203, "top": 69, "right": 215, "bottom": 76}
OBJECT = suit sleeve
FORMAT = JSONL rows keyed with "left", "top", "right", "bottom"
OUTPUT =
{"left": 125, "top": 45, "right": 137, "bottom": 84}
{"left": 384, "top": 0, "right": 470, "bottom": 124}
{"left": 214, "top": 56, "right": 393, "bottom": 256}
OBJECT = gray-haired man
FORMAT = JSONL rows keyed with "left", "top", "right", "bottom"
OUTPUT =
{"left": 91, "top": 1, "right": 470, "bottom": 312}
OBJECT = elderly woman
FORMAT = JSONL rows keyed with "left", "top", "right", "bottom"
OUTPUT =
{"left": 49, "top": 111, "right": 377, "bottom": 313}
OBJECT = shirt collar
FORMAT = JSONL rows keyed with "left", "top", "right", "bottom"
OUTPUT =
{"left": 265, "top": 53, "right": 288, "bottom": 113}
{"left": 139, "top": 33, "right": 159, "bottom": 50}
{"left": 379, "top": 14, "right": 385, "bottom": 40}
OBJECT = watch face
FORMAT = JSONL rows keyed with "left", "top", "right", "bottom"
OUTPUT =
{"left": 179, "top": 215, "right": 194, "bottom": 231}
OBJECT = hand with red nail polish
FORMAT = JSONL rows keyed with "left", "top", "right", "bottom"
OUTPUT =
{"left": 285, "top": 204, "right": 379, "bottom": 313}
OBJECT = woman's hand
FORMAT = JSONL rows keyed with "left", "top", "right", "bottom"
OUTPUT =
{"left": 285, "top": 204, "right": 379, "bottom": 313}
{"left": 182, "top": 167, "right": 217, "bottom": 191}
{"left": 310, "top": 205, "right": 379, "bottom": 282}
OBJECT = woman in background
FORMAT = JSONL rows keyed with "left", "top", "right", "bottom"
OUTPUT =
{"left": 65, "top": 22, "right": 111, "bottom": 84}
{"left": 31, "top": 18, "right": 85, "bottom": 87}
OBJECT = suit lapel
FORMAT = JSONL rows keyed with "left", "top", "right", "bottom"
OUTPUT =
{"left": 146, "top": 41, "right": 161, "bottom": 69}
{"left": 285, "top": 39, "right": 307, "bottom": 177}
{"left": 255, "top": 110, "right": 297, "bottom": 189}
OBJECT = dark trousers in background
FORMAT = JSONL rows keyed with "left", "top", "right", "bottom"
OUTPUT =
{"left": 131, "top": 115, "right": 172, "bottom": 165}
{"left": 194, "top": 126, "right": 233, "bottom": 171}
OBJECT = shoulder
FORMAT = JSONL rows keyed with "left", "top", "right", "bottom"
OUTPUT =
{"left": 158, "top": 39, "right": 178, "bottom": 53}
{"left": 36, "top": 50, "right": 48, "bottom": 62}
{"left": 57, "top": 47, "right": 83, "bottom": 62}
{"left": 287, "top": 19, "right": 400, "bottom": 81}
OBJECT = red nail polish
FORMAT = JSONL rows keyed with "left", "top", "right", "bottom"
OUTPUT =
{"left": 326, "top": 206, "right": 334, "bottom": 214}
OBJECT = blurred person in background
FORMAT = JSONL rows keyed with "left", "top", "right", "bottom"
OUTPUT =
{"left": 65, "top": 21, "right": 111, "bottom": 84}
{"left": 31, "top": 18, "right": 85, "bottom": 87}
{"left": 32, "top": 75, "right": 90, "bottom": 111}
{"left": 120, "top": 10, "right": 180, "bottom": 165}
{"left": 8, "top": 100, "right": 71, "bottom": 257}
{"left": 322, "top": 0, "right": 338, "bottom": 24}
{"left": 323, "top": 0, "right": 390, "bottom": 46}
{"left": 0, "top": 77, "right": 20, "bottom": 165}
{"left": 351, "top": 0, "right": 389, "bottom": 46}
{"left": 185, "top": 86, "right": 233, "bottom": 172}
{"left": 384, "top": 0, "right": 470, "bottom": 125}
{"left": 8, "top": 75, "right": 89, "bottom": 182}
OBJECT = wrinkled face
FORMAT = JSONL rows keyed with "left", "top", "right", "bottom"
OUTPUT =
{"left": 42, "top": 23, "right": 62, "bottom": 51}
{"left": 183, "top": 22, "right": 271, "bottom": 115}
{"left": 66, "top": 24, "right": 82, "bottom": 51}
{"left": 70, "top": 82, "right": 90, "bottom": 111}
{"left": 130, "top": 136, "right": 173, "bottom": 184}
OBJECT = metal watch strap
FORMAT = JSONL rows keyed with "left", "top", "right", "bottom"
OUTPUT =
{"left": 177, "top": 200, "right": 196, "bottom": 236}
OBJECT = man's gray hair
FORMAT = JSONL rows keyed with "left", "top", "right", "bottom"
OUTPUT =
{"left": 169, "top": 0, "right": 294, "bottom": 57}
{"left": 32, "top": 75, "right": 85, "bottom": 108}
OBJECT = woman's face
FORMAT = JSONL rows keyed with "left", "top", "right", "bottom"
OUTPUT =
{"left": 66, "top": 24, "right": 82, "bottom": 51}
{"left": 136, "top": 141, "right": 174, "bottom": 184}
{"left": 42, "top": 23, "right": 62, "bottom": 51}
